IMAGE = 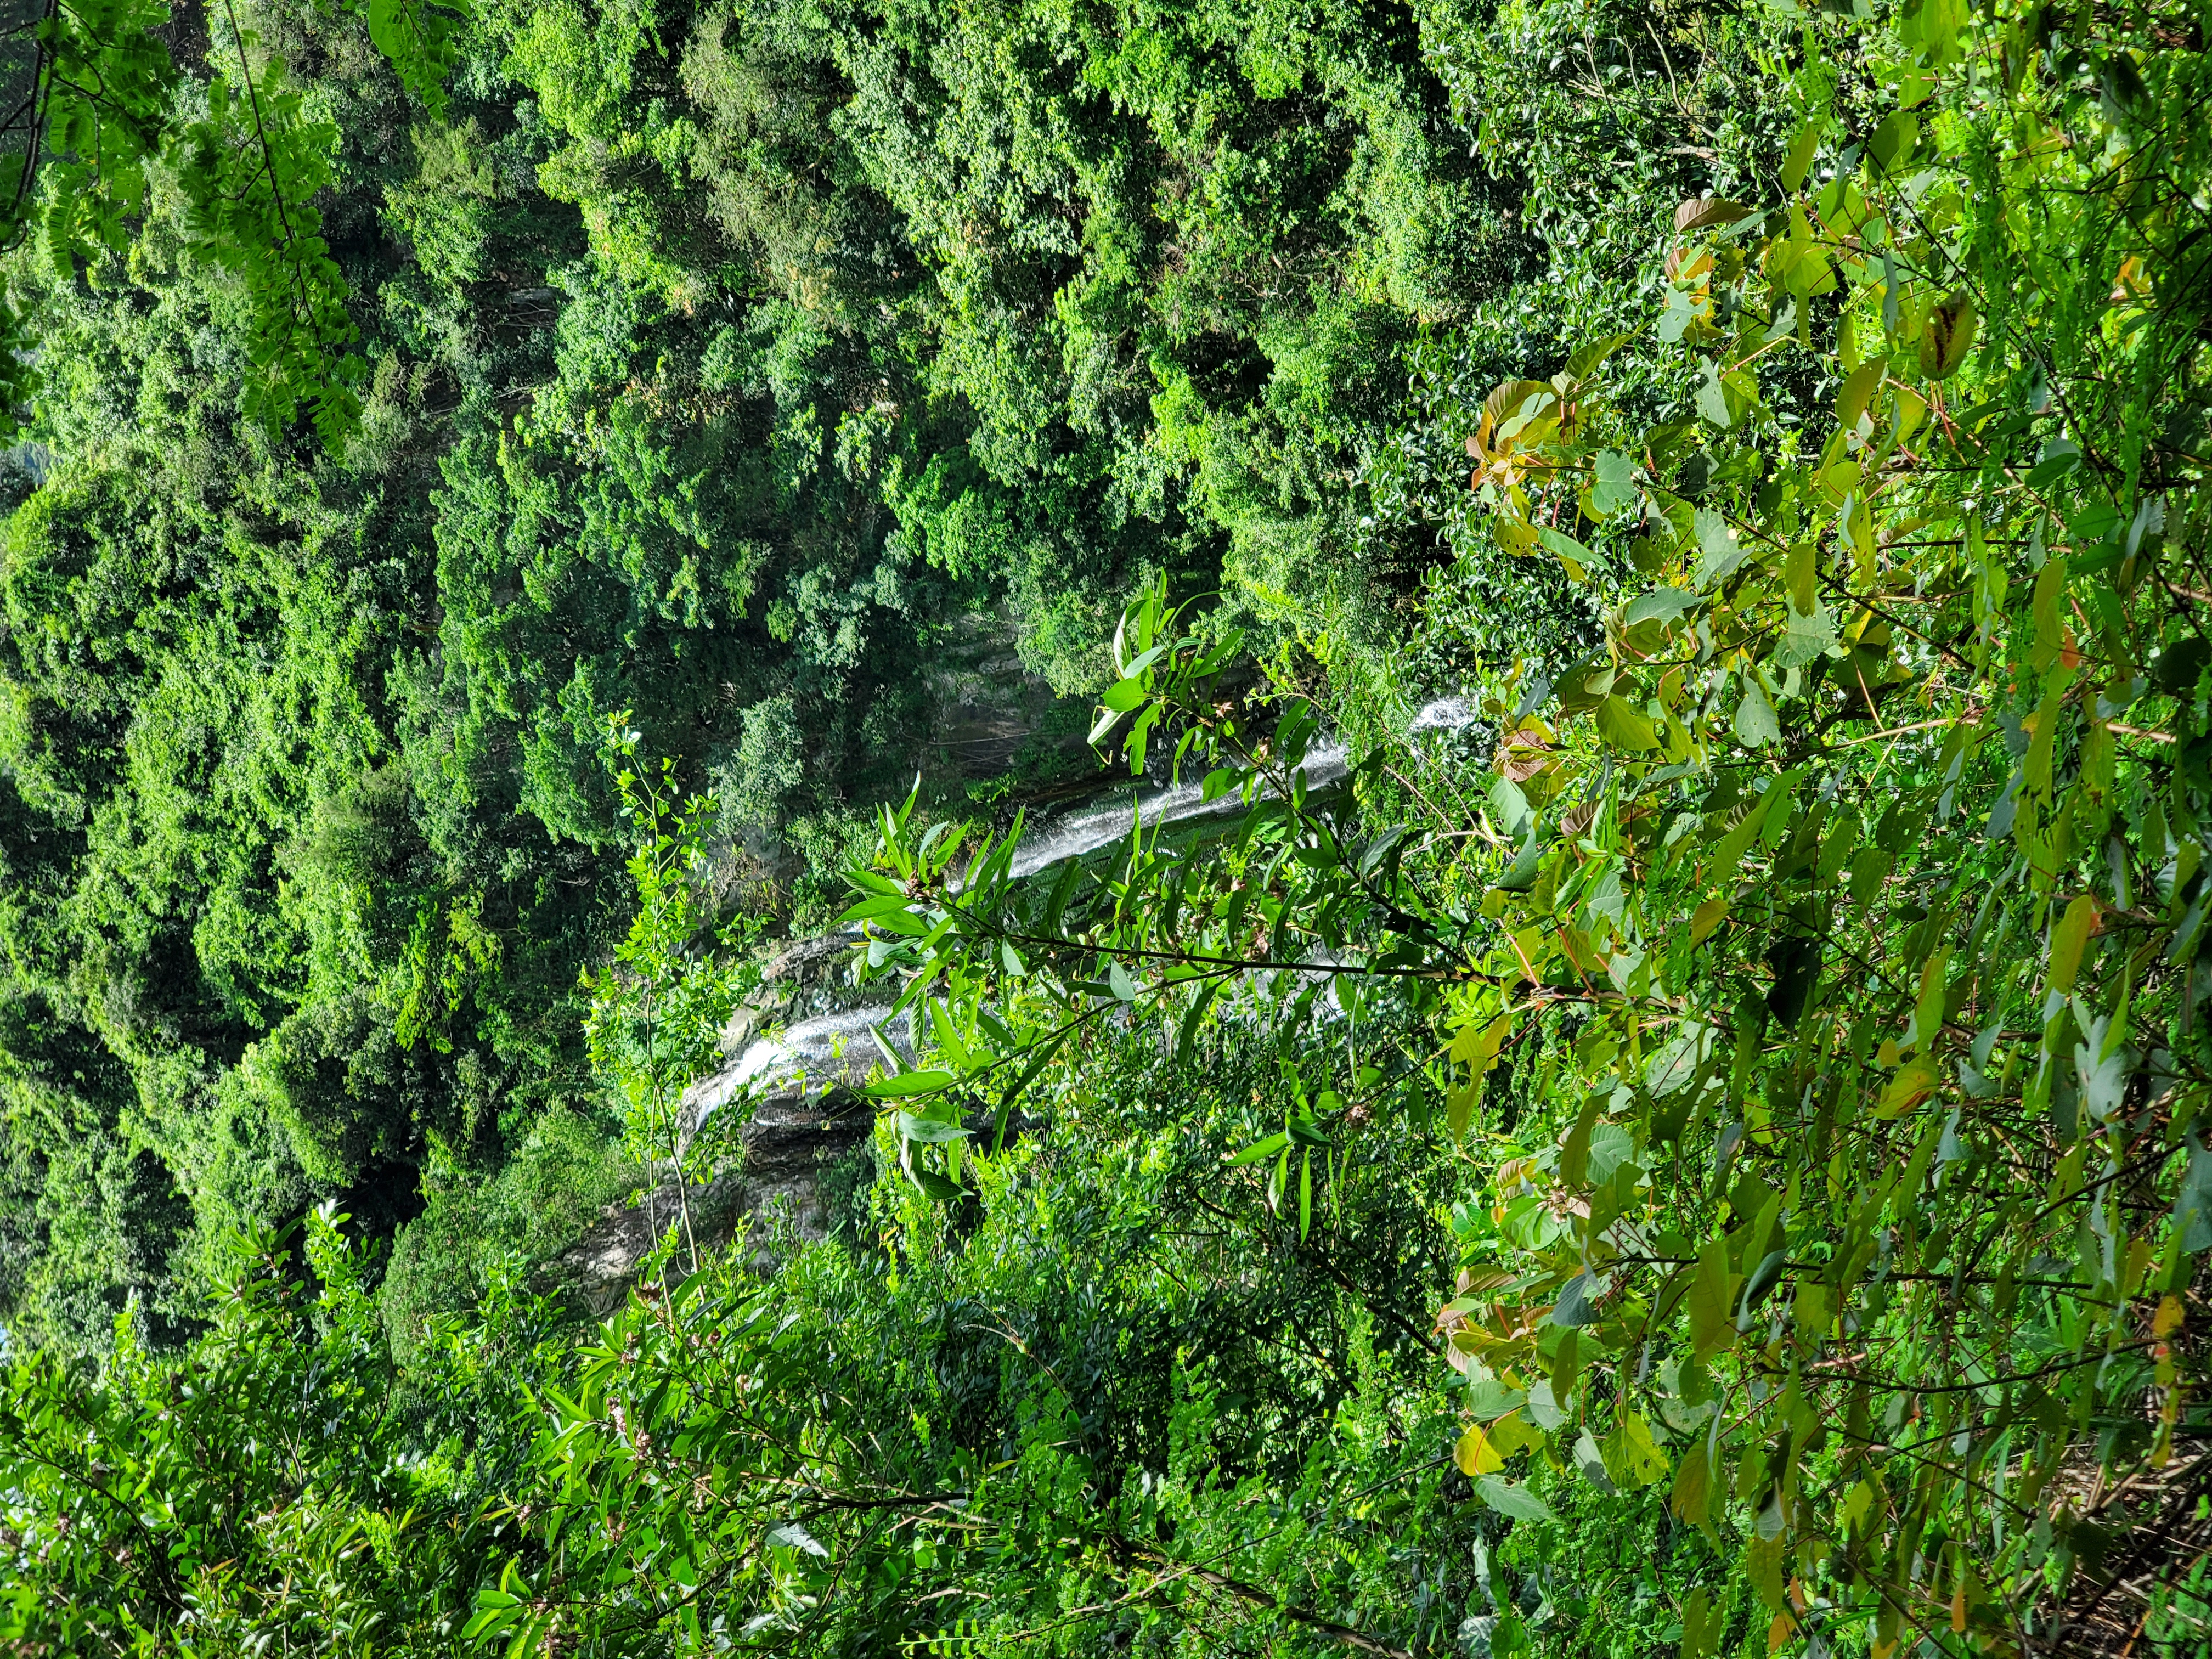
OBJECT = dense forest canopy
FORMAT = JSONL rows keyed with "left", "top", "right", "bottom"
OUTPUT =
{"left": 0, "top": 0, "right": 1640, "bottom": 1351}
{"left": 3, "top": 0, "right": 2212, "bottom": 1653}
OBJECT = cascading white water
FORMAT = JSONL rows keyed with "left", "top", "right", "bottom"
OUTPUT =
{"left": 1408, "top": 696, "right": 1476, "bottom": 732}
{"left": 1001, "top": 695, "right": 1475, "bottom": 877}
{"left": 734, "top": 1006, "right": 900, "bottom": 1085}
{"left": 1002, "top": 743, "right": 1343, "bottom": 880}
{"left": 689, "top": 1005, "right": 907, "bottom": 1119}
{"left": 691, "top": 694, "right": 1481, "bottom": 1128}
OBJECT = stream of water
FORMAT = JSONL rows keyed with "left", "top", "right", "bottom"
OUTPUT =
{"left": 698, "top": 696, "right": 1480, "bottom": 1114}
{"left": 1002, "top": 741, "right": 1349, "bottom": 879}
{"left": 1006, "top": 691, "right": 1478, "bottom": 877}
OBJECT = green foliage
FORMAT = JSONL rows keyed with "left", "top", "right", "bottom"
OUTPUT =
{"left": 0, "top": 1209, "right": 559, "bottom": 1653}
{"left": 0, "top": 0, "right": 1722, "bottom": 1338}
{"left": 1, "top": 1003, "right": 1547, "bottom": 1657}
{"left": 1, "top": 0, "right": 474, "bottom": 443}
{"left": 465, "top": 1015, "right": 1503, "bottom": 1657}
{"left": 14, "top": 0, "right": 2212, "bottom": 1652}
{"left": 7, "top": 0, "right": 177, "bottom": 435}
{"left": 585, "top": 718, "right": 763, "bottom": 1268}
{"left": 170, "top": 9, "right": 365, "bottom": 445}
{"left": 378, "top": 1102, "right": 635, "bottom": 1367}
{"left": 842, "top": 1, "right": 2212, "bottom": 1650}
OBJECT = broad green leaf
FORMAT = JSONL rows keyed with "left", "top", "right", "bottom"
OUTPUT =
{"left": 1709, "top": 774, "right": 1792, "bottom": 886}
{"left": 1551, "top": 1271, "right": 1605, "bottom": 1327}
{"left": 1746, "top": 1532, "right": 1790, "bottom": 1612}
{"left": 1836, "top": 358, "right": 1887, "bottom": 429}
{"left": 837, "top": 892, "right": 921, "bottom": 923}
{"left": 1559, "top": 1093, "right": 1604, "bottom": 1187}
{"left": 1692, "top": 509, "right": 1749, "bottom": 589}
{"left": 1538, "top": 526, "right": 1595, "bottom": 577}
{"left": 1671, "top": 1437, "right": 1714, "bottom": 1526}
{"left": 1735, "top": 1248, "right": 1787, "bottom": 1331}
{"left": 1474, "top": 1475, "right": 1556, "bottom": 1523}
{"left": 1918, "top": 291, "right": 1978, "bottom": 379}
{"left": 1913, "top": 946, "right": 1952, "bottom": 1046}
{"left": 1446, "top": 1083, "right": 1481, "bottom": 1143}
{"left": 1675, "top": 196, "right": 1751, "bottom": 231}
{"left": 1524, "top": 1377, "right": 1568, "bottom": 1430}
{"left": 1877, "top": 1056, "right": 1941, "bottom": 1118}
{"left": 1596, "top": 696, "right": 1659, "bottom": 751}
{"left": 1493, "top": 823, "right": 1545, "bottom": 892}
{"left": 1625, "top": 586, "right": 1696, "bottom": 626}
{"left": 1571, "top": 1430, "right": 1616, "bottom": 1492}
{"left": 1487, "top": 1409, "right": 1542, "bottom": 1457}
{"left": 865, "top": 1069, "right": 958, "bottom": 1098}
{"left": 1450, "top": 1010, "right": 1516, "bottom": 1074}
{"left": 864, "top": 905, "right": 930, "bottom": 937}
{"left": 1733, "top": 679, "right": 1780, "bottom": 748}
{"left": 1467, "top": 1378, "right": 1527, "bottom": 1421}
{"left": 1454, "top": 1421, "right": 1505, "bottom": 1476}
{"left": 1772, "top": 603, "right": 1838, "bottom": 669}
{"left": 1867, "top": 109, "right": 1920, "bottom": 171}
{"left": 1689, "top": 1236, "right": 1734, "bottom": 1358}
{"left": 1584, "top": 1122, "right": 1636, "bottom": 1185}
{"left": 1781, "top": 120, "right": 1822, "bottom": 191}
{"left": 1601, "top": 1412, "right": 1669, "bottom": 1487}
{"left": 909, "top": 1167, "right": 968, "bottom": 1201}
{"left": 2171, "top": 1142, "right": 2212, "bottom": 1252}
{"left": 1556, "top": 652, "right": 1617, "bottom": 712}
{"left": 2028, "top": 445, "right": 2083, "bottom": 488}
{"left": 1682, "top": 1584, "right": 1722, "bottom": 1658}
{"left": 2030, "top": 556, "right": 2070, "bottom": 668}
{"left": 1785, "top": 540, "right": 1817, "bottom": 614}
{"left": 1843, "top": 1479, "right": 1878, "bottom": 1533}
{"left": 461, "top": 1606, "right": 514, "bottom": 1641}
{"left": 1488, "top": 775, "right": 1532, "bottom": 833}
{"left": 1225, "top": 1131, "right": 1291, "bottom": 1167}
{"left": 1646, "top": 1024, "right": 1715, "bottom": 1096}
{"left": 765, "top": 1520, "right": 830, "bottom": 1558}
{"left": 1590, "top": 449, "right": 1638, "bottom": 516}
{"left": 2050, "top": 894, "right": 2096, "bottom": 992}
{"left": 1561, "top": 332, "right": 1633, "bottom": 385}
{"left": 1695, "top": 363, "right": 1737, "bottom": 428}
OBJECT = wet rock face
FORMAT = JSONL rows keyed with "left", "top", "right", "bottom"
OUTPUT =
{"left": 553, "top": 1091, "right": 873, "bottom": 1317}
{"left": 927, "top": 649, "right": 1083, "bottom": 777}
{"left": 683, "top": 929, "right": 912, "bottom": 1144}
{"left": 554, "top": 936, "right": 888, "bottom": 1316}
{"left": 551, "top": 697, "right": 1481, "bottom": 1317}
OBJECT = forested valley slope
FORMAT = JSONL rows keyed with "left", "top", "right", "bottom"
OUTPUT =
{"left": 3, "top": 0, "right": 2211, "bottom": 1654}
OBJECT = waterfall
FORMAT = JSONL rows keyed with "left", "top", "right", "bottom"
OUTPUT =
{"left": 1408, "top": 695, "right": 1476, "bottom": 732}
{"left": 688, "top": 1005, "right": 908, "bottom": 1121}
{"left": 1003, "top": 695, "right": 1475, "bottom": 877}
{"left": 1003, "top": 742, "right": 1347, "bottom": 879}
{"left": 691, "top": 693, "right": 1481, "bottom": 1130}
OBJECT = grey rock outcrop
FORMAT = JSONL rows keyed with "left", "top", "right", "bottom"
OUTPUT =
{"left": 551, "top": 935, "right": 891, "bottom": 1314}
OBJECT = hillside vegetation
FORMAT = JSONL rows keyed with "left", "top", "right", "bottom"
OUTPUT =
{"left": 4, "top": 0, "right": 2212, "bottom": 1654}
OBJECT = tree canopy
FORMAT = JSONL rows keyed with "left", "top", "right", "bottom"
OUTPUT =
{"left": 4, "top": 0, "right": 2212, "bottom": 1654}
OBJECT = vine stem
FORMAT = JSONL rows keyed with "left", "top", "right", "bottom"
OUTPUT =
{"left": 215, "top": 0, "right": 318, "bottom": 331}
